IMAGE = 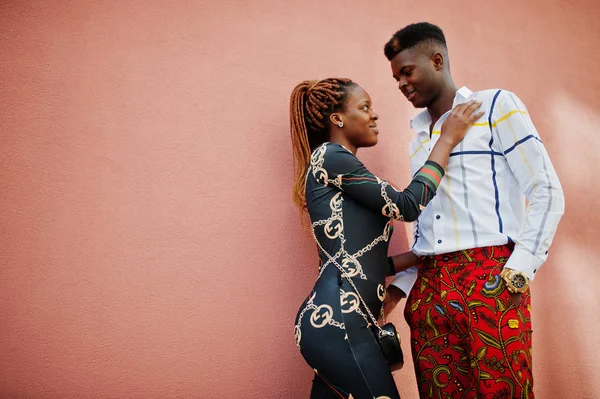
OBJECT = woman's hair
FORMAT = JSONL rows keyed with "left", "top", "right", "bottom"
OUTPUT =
{"left": 289, "top": 78, "right": 355, "bottom": 210}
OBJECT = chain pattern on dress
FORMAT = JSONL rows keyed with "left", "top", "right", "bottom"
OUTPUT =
{"left": 295, "top": 143, "right": 395, "bottom": 350}
{"left": 380, "top": 181, "right": 403, "bottom": 221}
{"left": 311, "top": 226, "right": 391, "bottom": 336}
{"left": 317, "top": 246, "right": 344, "bottom": 279}
{"left": 352, "top": 234, "right": 387, "bottom": 259}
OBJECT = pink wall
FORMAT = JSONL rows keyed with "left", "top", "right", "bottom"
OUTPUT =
{"left": 1, "top": 0, "right": 599, "bottom": 397}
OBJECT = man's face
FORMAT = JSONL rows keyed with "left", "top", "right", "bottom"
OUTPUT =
{"left": 390, "top": 47, "right": 441, "bottom": 109}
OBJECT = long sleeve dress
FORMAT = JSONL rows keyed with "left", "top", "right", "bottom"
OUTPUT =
{"left": 294, "top": 143, "right": 444, "bottom": 399}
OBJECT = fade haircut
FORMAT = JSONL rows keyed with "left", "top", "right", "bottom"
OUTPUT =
{"left": 384, "top": 22, "right": 447, "bottom": 61}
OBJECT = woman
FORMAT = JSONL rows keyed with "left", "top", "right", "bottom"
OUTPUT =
{"left": 291, "top": 78, "right": 482, "bottom": 399}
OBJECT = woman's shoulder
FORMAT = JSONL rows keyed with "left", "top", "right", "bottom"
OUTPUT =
{"left": 311, "top": 142, "right": 354, "bottom": 160}
{"left": 309, "top": 142, "right": 363, "bottom": 184}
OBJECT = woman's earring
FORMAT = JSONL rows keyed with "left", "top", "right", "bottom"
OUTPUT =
{"left": 338, "top": 122, "right": 344, "bottom": 128}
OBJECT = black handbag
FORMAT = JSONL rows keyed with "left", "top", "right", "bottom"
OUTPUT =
{"left": 376, "top": 322, "right": 404, "bottom": 369}
{"left": 347, "top": 284, "right": 404, "bottom": 370}
{"left": 338, "top": 278, "right": 404, "bottom": 370}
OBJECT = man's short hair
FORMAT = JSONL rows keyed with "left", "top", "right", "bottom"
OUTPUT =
{"left": 384, "top": 22, "right": 447, "bottom": 61}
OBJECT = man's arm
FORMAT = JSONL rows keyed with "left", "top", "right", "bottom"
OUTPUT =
{"left": 493, "top": 91, "right": 565, "bottom": 280}
{"left": 384, "top": 134, "right": 425, "bottom": 313}
{"left": 383, "top": 266, "right": 419, "bottom": 316}
{"left": 388, "top": 251, "right": 421, "bottom": 275}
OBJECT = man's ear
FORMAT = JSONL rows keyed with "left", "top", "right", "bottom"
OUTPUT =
{"left": 432, "top": 52, "right": 444, "bottom": 71}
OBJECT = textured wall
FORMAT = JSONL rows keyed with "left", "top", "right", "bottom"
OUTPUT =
{"left": 1, "top": 0, "right": 599, "bottom": 398}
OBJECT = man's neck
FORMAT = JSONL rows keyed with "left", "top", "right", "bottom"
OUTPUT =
{"left": 427, "top": 80, "right": 458, "bottom": 127}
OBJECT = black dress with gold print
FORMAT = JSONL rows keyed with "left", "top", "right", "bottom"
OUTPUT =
{"left": 294, "top": 143, "right": 443, "bottom": 399}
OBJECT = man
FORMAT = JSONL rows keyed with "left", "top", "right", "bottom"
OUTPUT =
{"left": 383, "top": 22, "right": 564, "bottom": 398}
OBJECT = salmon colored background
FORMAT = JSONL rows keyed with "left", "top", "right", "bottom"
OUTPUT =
{"left": 1, "top": 1, "right": 599, "bottom": 398}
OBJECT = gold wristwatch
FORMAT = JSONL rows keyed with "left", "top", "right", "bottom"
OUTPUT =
{"left": 500, "top": 268, "right": 529, "bottom": 293}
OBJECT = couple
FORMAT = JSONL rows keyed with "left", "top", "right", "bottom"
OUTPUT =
{"left": 291, "top": 22, "right": 564, "bottom": 399}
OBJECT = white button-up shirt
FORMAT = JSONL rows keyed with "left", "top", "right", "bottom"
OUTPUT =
{"left": 391, "top": 86, "right": 565, "bottom": 295}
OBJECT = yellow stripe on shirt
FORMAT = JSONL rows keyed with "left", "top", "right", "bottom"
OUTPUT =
{"left": 472, "top": 109, "right": 528, "bottom": 127}
{"left": 409, "top": 138, "right": 430, "bottom": 159}
{"left": 497, "top": 103, "right": 535, "bottom": 177}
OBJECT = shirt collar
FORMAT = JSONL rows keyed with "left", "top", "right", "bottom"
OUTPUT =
{"left": 410, "top": 86, "right": 473, "bottom": 133}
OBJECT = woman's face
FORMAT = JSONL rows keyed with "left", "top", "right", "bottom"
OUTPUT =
{"left": 337, "top": 85, "right": 379, "bottom": 148}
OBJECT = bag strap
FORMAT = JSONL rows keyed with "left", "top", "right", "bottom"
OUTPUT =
{"left": 310, "top": 227, "right": 393, "bottom": 337}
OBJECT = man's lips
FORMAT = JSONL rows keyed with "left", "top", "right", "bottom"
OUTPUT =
{"left": 405, "top": 91, "right": 416, "bottom": 102}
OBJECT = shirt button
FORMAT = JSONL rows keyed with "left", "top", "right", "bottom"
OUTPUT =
{"left": 443, "top": 256, "right": 450, "bottom": 262}
{"left": 533, "top": 269, "right": 537, "bottom": 274}
{"left": 438, "top": 239, "right": 442, "bottom": 244}
{"left": 436, "top": 215, "right": 441, "bottom": 220}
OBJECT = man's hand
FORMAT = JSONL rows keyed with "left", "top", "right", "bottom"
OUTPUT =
{"left": 510, "top": 292, "right": 522, "bottom": 307}
{"left": 389, "top": 252, "right": 420, "bottom": 274}
{"left": 383, "top": 285, "right": 406, "bottom": 318}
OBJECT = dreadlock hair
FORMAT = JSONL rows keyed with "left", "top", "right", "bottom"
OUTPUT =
{"left": 384, "top": 22, "right": 447, "bottom": 61}
{"left": 290, "top": 78, "right": 355, "bottom": 211}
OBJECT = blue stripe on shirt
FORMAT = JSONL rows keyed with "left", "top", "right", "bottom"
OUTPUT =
{"left": 489, "top": 90, "right": 503, "bottom": 233}
{"left": 503, "top": 134, "right": 543, "bottom": 155}
{"left": 450, "top": 150, "right": 504, "bottom": 157}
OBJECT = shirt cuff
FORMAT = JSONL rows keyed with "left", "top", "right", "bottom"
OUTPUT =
{"left": 389, "top": 266, "right": 419, "bottom": 297}
{"left": 504, "top": 247, "right": 544, "bottom": 281}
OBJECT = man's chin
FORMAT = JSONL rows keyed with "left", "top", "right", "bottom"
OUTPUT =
{"left": 408, "top": 94, "right": 428, "bottom": 109}
{"left": 411, "top": 100, "right": 427, "bottom": 109}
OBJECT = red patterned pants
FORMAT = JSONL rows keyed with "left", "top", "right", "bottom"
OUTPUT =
{"left": 404, "top": 245, "right": 534, "bottom": 399}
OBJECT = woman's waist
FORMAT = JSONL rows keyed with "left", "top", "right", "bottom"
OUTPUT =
{"left": 316, "top": 255, "right": 387, "bottom": 285}
{"left": 314, "top": 271, "right": 384, "bottom": 309}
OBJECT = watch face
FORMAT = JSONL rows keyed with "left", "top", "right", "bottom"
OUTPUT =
{"left": 512, "top": 274, "right": 527, "bottom": 289}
